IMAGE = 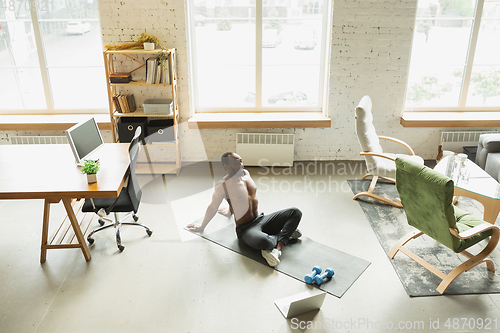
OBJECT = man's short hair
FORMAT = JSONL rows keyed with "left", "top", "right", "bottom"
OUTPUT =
{"left": 221, "top": 151, "right": 235, "bottom": 166}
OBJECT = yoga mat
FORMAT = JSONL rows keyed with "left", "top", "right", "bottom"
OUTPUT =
{"left": 348, "top": 179, "right": 500, "bottom": 297}
{"left": 186, "top": 215, "right": 370, "bottom": 298}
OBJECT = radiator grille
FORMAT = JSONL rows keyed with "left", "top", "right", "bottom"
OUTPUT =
{"left": 9, "top": 136, "right": 68, "bottom": 145}
{"left": 236, "top": 133, "right": 294, "bottom": 167}
{"left": 440, "top": 131, "right": 497, "bottom": 152}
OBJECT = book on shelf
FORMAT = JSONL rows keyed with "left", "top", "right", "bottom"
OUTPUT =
{"left": 119, "top": 95, "right": 129, "bottom": 113}
{"left": 112, "top": 95, "right": 121, "bottom": 113}
{"left": 160, "top": 54, "right": 171, "bottom": 85}
{"left": 110, "top": 72, "right": 132, "bottom": 84}
{"left": 155, "top": 62, "right": 162, "bottom": 84}
{"left": 113, "top": 94, "right": 137, "bottom": 114}
{"left": 146, "top": 56, "right": 158, "bottom": 84}
{"left": 126, "top": 94, "right": 137, "bottom": 112}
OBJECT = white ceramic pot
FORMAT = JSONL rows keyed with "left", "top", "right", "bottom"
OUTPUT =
{"left": 143, "top": 42, "right": 155, "bottom": 51}
{"left": 87, "top": 173, "right": 97, "bottom": 184}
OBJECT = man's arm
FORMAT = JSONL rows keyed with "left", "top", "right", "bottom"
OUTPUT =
{"left": 187, "top": 185, "right": 225, "bottom": 232}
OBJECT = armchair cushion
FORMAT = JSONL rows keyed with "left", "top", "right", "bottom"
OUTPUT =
{"left": 356, "top": 96, "right": 423, "bottom": 178}
{"left": 395, "top": 157, "right": 492, "bottom": 253}
{"left": 454, "top": 206, "right": 492, "bottom": 253}
{"left": 355, "top": 96, "right": 384, "bottom": 172}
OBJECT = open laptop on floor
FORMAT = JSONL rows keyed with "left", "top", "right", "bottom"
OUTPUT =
{"left": 275, "top": 291, "right": 326, "bottom": 318}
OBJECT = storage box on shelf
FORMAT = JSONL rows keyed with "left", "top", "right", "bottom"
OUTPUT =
{"left": 103, "top": 48, "right": 180, "bottom": 175}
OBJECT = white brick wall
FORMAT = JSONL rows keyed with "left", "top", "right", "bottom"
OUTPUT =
{"left": 1, "top": 0, "right": 496, "bottom": 160}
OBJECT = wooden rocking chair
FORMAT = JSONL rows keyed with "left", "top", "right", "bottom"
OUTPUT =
{"left": 389, "top": 157, "right": 500, "bottom": 294}
{"left": 354, "top": 95, "right": 423, "bottom": 208}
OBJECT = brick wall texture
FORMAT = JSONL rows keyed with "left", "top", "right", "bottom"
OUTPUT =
{"left": 0, "top": 0, "right": 483, "bottom": 160}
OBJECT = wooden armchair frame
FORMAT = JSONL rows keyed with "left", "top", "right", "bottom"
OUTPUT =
{"left": 354, "top": 136, "right": 416, "bottom": 208}
{"left": 389, "top": 223, "right": 500, "bottom": 294}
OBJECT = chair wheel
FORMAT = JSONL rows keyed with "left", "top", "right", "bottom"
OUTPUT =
{"left": 133, "top": 215, "right": 139, "bottom": 222}
{"left": 88, "top": 238, "right": 94, "bottom": 245}
{"left": 118, "top": 245, "right": 125, "bottom": 252}
{"left": 98, "top": 218, "right": 105, "bottom": 226}
{"left": 146, "top": 230, "right": 153, "bottom": 237}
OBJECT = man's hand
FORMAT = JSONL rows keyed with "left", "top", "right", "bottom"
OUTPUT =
{"left": 217, "top": 207, "right": 232, "bottom": 217}
{"left": 186, "top": 223, "right": 205, "bottom": 232}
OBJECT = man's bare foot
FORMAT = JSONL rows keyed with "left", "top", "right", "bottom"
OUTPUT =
{"left": 217, "top": 207, "right": 231, "bottom": 217}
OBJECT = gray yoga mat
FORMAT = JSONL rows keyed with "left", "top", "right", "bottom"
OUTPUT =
{"left": 186, "top": 218, "right": 370, "bottom": 298}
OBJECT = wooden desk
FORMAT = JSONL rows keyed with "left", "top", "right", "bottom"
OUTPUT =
{"left": 0, "top": 143, "right": 130, "bottom": 262}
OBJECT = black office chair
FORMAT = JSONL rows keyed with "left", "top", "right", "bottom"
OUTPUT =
{"left": 82, "top": 127, "right": 152, "bottom": 252}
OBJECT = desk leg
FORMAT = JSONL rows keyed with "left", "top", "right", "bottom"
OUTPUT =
{"left": 62, "top": 198, "right": 91, "bottom": 261}
{"left": 40, "top": 199, "right": 51, "bottom": 263}
{"left": 483, "top": 204, "right": 500, "bottom": 225}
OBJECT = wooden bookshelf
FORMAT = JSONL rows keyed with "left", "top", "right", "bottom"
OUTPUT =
{"left": 103, "top": 48, "right": 181, "bottom": 175}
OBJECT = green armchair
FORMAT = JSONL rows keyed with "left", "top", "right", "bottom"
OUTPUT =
{"left": 389, "top": 157, "right": 500, "bottom": 294}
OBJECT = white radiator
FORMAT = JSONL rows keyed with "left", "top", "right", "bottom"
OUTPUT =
{"left": 9, "top": 136, "right": 67, "bottom": 145}
{"left": 236, "top": 133, "right": 294, "bottom": 167}
{"left": 440, "top": 131, "right": 498, "bottom": 152}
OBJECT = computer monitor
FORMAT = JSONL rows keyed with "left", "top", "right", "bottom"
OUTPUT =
{"left": 65, "top": 117, "right": 104, "bottom": 166}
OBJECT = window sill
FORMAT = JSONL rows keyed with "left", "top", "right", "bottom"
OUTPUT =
{"left": 187, "top": 112, "right": 331, "bottom": 129}
{"left": 0, "top": 114, "right": 111, "bottom": 131}
{"left": 401, "top": 112, "right": 500, "bottom": 128}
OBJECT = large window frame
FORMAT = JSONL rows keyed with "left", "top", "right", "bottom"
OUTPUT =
{"left": 405, "top": 0, "right": 500, "bottom": 112}
{"left": 0, "top": 0, "right": 107, "bottom": 115}
{"left": 186, "top": 0, "right": 333, "bottom": 114}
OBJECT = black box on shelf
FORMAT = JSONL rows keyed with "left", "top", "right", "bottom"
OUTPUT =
{"left": 117, "top": 117, "right": 148, "bottom": 143}
{"left": 147, "top": 119, "right": 175, "bottom": 143}
{"left": 463, "top": 146, "right": 478, "bottom": 164}
{"left": 110, "top": 72, "right": 132, "bottom": 84}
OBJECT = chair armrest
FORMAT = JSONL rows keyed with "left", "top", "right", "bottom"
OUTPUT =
{"left": 477, "top": 134, "right": 500, "bottom": 169}
{"left": 378, "top": 136, "right": 415, "bottom": 155}
{"left": 449, "top": 224, "right": 500, "bottom": 239}
{"left": 479, "top": 134, "right": 500, "bottom": 153}
{"left": 360, "top": 151, "right": 396, "bottom": 161}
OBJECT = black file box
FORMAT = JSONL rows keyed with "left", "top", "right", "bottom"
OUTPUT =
{"left": 147, "top": 119, "right": 175, "bottom": 143}
{"left": 117, "top": 117, "right": 147, "bottom": 143}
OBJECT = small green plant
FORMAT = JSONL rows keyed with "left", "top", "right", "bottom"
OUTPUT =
{"left": 81, "top": 160, "right": 100, "bottom": 175}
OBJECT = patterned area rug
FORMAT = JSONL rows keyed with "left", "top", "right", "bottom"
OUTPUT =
{"left": 348, "top": 179, "right": 500, "bottom": 297}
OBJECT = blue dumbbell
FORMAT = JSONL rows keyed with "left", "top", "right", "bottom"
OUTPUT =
{"left": 314, "top": 268, "right": 334, "bottom": 285}
{"left": 304, "top": 266, "right": 322, "bottom": 284}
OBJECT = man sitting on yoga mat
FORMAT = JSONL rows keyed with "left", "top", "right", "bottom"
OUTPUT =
{"left": 187, "top": 151, "right": 302, "bottom": 267}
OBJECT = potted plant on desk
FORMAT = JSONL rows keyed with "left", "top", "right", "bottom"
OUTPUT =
{"left": 81, "top": 160, "right": 100, "bottom": 184}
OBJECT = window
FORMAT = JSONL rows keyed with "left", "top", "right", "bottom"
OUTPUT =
{"left": 405, "top": 0, "right": 500, "bottom": 110}
{"left": 188, "top": 0, "right": 330, "bottom": 113}
{"left": 0, "top": 0, "right": 107, "bottom": 113}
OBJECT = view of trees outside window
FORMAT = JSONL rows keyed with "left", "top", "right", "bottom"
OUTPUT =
{"left": 0, "top": 0, "right": 107, "bottom": 111}
{"left": 406, "top": 0, "right": 500, "bottom": 108}
{"left": 191, "top": 0, "right": 325, "bottom": 111}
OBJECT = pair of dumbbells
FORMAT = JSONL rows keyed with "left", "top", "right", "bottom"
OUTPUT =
{"left": 304, "top": 266, "right": 334, "bottom": 285}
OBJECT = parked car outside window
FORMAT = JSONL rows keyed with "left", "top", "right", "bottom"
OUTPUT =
{"left": 262, "top": 29, "right": 282, "bottom": 48}
{"left": 294, "top": 27, "right": 317, "bottom": 50}
{"left": 66, "top": 21, "right": 91, "bottom": 35}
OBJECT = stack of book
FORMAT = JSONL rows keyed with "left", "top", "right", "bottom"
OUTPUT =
{"left": 113, "top": 94, "right": 137, "bottom": 113}
{"left": 146, "top": 54, "right": 171, "bottom": 85}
